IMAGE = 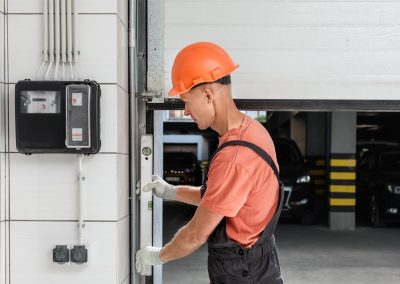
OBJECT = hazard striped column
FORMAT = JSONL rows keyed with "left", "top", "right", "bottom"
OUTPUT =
{"left": 327, "top": 112, "right": 356, "bottom": 230}
{"left": 329, "top": 154, "right": 356, "bottom": 212}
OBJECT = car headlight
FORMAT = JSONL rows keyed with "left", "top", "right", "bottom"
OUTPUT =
{"left": 296, "top": 175, "right": 311, "bottom": 184}
{"left": 386, "top": 184, "right": 400, "bottom": 194}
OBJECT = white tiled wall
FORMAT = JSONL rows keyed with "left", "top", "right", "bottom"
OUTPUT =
{"left": 0, "top": 7, "right": 5, "bottom": 282}
{"left": 0, "top": 153, "right": 5, "bottom": 222}
{"left": 116, "top": 86, "right": 130, "bottom": 154}
{"left": 10, "top": 153, "right": 129, "bottom": 221}
{"left": 8, "top": 0, "right": 126, "bottom": 21}
{"left": 8, "top": 14, "right": 127, "bottom": 88}
{"left": 0, "top": 221, "right": 6, "bottom": 284}
{"left": 0, "top": 84, "right": 4, "bottom": 152}
{"left": 117, "top": 14, "right": 129, "bottom": 92}
{"left": 78, "top": 14, "right": 127, "bottom": 87}
{"left": 10, "top": 221, "right": 119, "bottom": 284}
{"left": 117, "top": 216, "right": 130, "bottom": 283}
{"left": 4, "top": 1, "right": 131, "bottom": 283}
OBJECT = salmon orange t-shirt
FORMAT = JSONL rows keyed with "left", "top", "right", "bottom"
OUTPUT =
{"left": 200, "top": 115, "right": 280, "bottom": 248}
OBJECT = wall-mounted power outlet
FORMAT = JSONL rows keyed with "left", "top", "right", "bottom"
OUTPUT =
{"left": 53, "top": 245, "right": 69, "bottom": 263}
{"left": 70, "top": 245, "right": 88, "bottom": 263}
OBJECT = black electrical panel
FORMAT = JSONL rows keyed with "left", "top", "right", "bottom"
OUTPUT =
{"left": 15, "top": 80, "right": 101, "bottom": 154}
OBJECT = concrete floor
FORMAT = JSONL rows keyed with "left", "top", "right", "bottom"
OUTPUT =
{"left": 162, "top": 203, "right": 400, "bottom": 284}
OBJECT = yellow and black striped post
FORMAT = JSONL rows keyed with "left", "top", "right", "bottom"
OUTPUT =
{"left": 329, "top": 154, "right": 356, "bottom": 212}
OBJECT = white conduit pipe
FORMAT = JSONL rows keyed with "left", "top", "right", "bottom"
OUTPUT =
{"left": 78, "top": 155, "right": 86, "bottom": 245}
{"left": 45, "top": 0, "right": 54, "bottom": 80}
{"left": 54, "top": 0, "right": 60, "bottom": 80}
{"left": 67, "top": 0, "right": 73, "bottom": 80}
{"left": 37, "top": 0, "right": 49, "bottom": 79}
{"left": 72, "top": 0, "right": 80, "bottom": 80}
{"left": 61, "top": 0, "right": 66, "bottom": 80}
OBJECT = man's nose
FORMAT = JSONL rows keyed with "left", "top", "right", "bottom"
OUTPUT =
{"left": 184, "top": 106, "right": 190, "bottom": 117}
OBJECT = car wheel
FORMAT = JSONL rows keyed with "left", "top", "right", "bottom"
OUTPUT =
{"left": 370, "top": 195, "right": 384, "bottom": 227}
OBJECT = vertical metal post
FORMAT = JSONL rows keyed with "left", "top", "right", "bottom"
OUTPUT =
{"left": 147, "top": 1, "right": 165, "bottom": 282}
{"left": 140, "top": 135, "right": 153, "bottom": 278}
{"left": 130, "top": 0, "right": 139, "bottom": 282}
{"left": 152, "top": 110, "right": 163, "bottom": 284}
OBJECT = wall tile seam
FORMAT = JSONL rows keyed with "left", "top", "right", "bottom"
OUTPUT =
{"left": 9, "top": 215, "right": 130, "bottom": 223}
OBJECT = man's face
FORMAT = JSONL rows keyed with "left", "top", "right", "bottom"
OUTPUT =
{"left": 179, "top": 85, "right": 215, "bottom": 130}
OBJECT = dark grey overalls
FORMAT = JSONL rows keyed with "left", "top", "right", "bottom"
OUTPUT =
{"left": 201, "top": 140, "right": 284, "bottom": 284}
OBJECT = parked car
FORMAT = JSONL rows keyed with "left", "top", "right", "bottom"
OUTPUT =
{"left": 274, "top": 137, "right": 315, "bottom": 224}
{"left": 357, "top": 140, "right": 400, "bottom": 160}
{"left": 163, "top": 151, "right": 203, "bottom": 186}
{"left": 356, "top": 145, "right": 400, "bottom": 226}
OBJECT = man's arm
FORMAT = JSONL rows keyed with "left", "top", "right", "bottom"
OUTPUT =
{"left": 175, "top": 186, "right": 202, "bottom": 206}
{"left": 159, "top": 204, "right": 223, "bottom": 262}
{"left": 142, "top": 175, "right": 202, "bottom": 206}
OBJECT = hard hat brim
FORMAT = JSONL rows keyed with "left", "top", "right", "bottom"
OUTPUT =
{"left": 167, "top": 64, "right": 240, "bottom": 97}
{"left": 167, "top": 88, "right": 181, "bottom": 97}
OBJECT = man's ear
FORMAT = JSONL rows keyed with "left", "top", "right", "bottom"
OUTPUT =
{"left": 203, "top": 87, "right": 214, "bottom": 103}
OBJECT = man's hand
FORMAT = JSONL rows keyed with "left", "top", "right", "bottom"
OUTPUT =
{"left": 136, "top": 246, "right": 165, "bottom": 274}
{"left": 142, "top": 174, "right": 178, "bottom": 200}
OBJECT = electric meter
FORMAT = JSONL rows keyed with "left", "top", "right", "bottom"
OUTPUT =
{"left": 15, "top": 80, "right": 101, "bottom": 154}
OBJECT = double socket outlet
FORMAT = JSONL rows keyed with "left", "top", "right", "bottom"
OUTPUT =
{"left": 53, "top": 245, "right": 88, "bottom": 264}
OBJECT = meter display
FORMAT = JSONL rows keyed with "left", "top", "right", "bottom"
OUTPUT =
{"left": 20, "top": 91, "right": 61, "bottom": 114}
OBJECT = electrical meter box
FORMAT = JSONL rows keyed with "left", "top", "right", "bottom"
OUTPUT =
{"left": 15, "top": 80, "right": 101, "bottom": 154}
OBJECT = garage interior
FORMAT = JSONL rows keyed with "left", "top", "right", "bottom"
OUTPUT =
{"left": 155, "top": 108, "right": 400, "bottom": 283}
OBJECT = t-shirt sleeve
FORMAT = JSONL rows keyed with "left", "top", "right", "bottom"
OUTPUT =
{"left": 200, "top": 159, "right": 254, "bottom": 217}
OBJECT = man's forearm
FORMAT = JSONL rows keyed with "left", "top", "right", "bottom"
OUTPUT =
{"left": 176, "top": 186, "right": 202, "bottom": 206}
{"left": 159, "top": 223, "right": 206, "bottom": 262}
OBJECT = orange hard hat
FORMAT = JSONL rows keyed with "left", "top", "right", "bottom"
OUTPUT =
{"left": 168, "top": 42, "right": 239, "bottom": 97}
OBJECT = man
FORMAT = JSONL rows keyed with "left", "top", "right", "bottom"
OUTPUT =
{"left": 136, "top": 42, "right": 284, "bottom": 283}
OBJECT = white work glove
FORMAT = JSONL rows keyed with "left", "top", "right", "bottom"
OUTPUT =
{"left": 142, "top": 174, "right": 178, "bottom": 200}
{"left": 136, "top": 246, "right": 165, "bottom": 274}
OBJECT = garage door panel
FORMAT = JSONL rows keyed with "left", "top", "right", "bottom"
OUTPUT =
{"left": 166, "top": 1, "right": 400, "bottom": 26}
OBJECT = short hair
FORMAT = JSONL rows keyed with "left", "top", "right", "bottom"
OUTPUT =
{"left": 192, "top": 74, "right": 231, "bottom": 90}
{"left": 214, "top": 74, "right": 231, "bottom": 85}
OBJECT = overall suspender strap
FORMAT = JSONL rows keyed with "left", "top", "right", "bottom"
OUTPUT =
{"left": 208, "top": 140, "right": 280, "bottom": 181}
{"left": 201, "top": 140, "right": 281, "bottom": 198}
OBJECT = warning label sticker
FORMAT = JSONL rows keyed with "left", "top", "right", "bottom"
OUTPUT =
{"left": 72, "top": 93, "right": 83, "bottom": 106}
{"left": 72, "top": 128, "right": 83, "bottom": 141}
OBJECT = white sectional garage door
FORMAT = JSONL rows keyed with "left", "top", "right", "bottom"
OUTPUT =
{"left": 164, "top": 0, "right": 400, "bottom": 101}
